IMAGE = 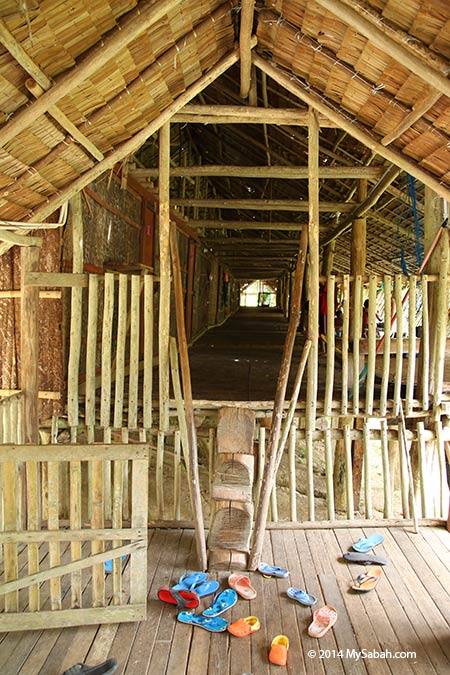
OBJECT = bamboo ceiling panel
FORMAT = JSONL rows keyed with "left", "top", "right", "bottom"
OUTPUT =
{"left": 0, "top": 0, "right": 238, "bottom": 221}
{"left": 256, "top": 0, "right": 450, "bottom": 188}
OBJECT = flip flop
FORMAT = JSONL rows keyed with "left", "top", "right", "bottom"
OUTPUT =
{"left": 228, "top": 573, "right": 257, "bottom": 600}
{"left": 191, "top": 579, "right": 220, "bottom": 598}
{"left": 227, "top": 615, "right": 261, "bottom": 637}
{"left": 352, "top": 533, "right": 384, "bottom": 553}
{"left": 177, "top": 611, "right": 228, "bottom": 632}
{"left": 286, "top": 587, "right": 317, "bottom": 606}
{"left": 172, "top": 571, "right": 208, "bottom": 591}
{"left": 202, "top": 588, "right": 238, "bottom": 617}
{"left": 352, "top": 567, "right": 382, "bottom": 592}
{"left": 157, "top": 587, "right": 199, "bottom": 609}
{"left": 343, "top": 552, "right": 388, "bottom": 566}
{"left": 308, "top": 605, "right": 337, "bottom": 638}
{"left": 258, "top": 562, "right": 289, "bottom": 578}
{"left": 62, "top": 659, "right": 118, "bottom": 675}
{"left": 104, "top": 556, "right": 127, "bottom": 574}
{"left": 269, "top": 635, "right": 289, "bottom": 666}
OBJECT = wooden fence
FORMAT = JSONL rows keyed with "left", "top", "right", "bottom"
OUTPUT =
{"left": 0, "top": 441, "right": 149, "bottom": 632}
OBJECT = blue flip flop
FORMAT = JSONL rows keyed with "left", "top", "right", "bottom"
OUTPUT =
{"left": 202, "top": 589, "right": 238, "bottom": 617}
{"left": 193, "top": 579, "right": 220, "bottom": 598}
{"left": 104, "top": 555, "right": 127, "bottom": 573}
{"left": 352, "top": 534, "right": 384, "bottom": 553}
{"left": 287, "top": 587, "right": 317, "bottom": 606}
{"left": 172, "top": 571, "right": 208, "bottom": 591}
{"left": 177, "top": 611, "right": 228, "bottom": 632}
{"left": 258, "top": 562, "right": 289, "bottom": 578}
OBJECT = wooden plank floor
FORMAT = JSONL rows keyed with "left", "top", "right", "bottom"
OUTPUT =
{"left": 1, "top": 526, "right": 449, "bottom": 675}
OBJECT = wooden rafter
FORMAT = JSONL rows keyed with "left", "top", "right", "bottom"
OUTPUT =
{"left": 188, "top": 221, "right": 304, "bottom": 230}
{"left": 131, "top": 166, "right": 384, "bottom": 179}
{"left": 253, "top": 55, "right": 450, "bottom": 204}
{"left": 0, "top": 42, "right": 254, "bottom": 258}
{"left": 0, "top": 0, "right": 183, "bottom": 150}
{"left": 314, "top": 0, "right": 450, "bottom": 100}
{"left": 239, "top": 0, "right": 256, "bottom": 99}
{"left": 0, "top": 19, "right": 103, "bottom": 161}
{"left": 172, "top": 105, "right": 335, "bottom": 125}
{"left": 381, "top": 87, "right": 443, "bottom": 146}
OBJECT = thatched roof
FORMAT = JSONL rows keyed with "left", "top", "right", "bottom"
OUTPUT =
{"left": 0, "top": 0, "right": 448, "bottom": 276}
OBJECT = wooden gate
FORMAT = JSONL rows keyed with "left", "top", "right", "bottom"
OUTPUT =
{"left": 0, "top": 440, "right": 149, "bottom": 632}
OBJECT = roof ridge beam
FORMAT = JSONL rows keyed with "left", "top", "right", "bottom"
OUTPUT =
{"left": 0, "top": 0, "right": 183, "bottom": 150}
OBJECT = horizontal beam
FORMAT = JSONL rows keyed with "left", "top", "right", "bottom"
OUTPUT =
{"left": 174, "top": 104, "right": 335, "bottom": 126}
{"left": 189, "top": 220, "right": 304, "bottom": 230}
{"left": 25, "top": 272, "right": 88, "bottom": 288}
{"left": 173, "top": 199, "right": 355, "bottom": 212}
{"left": 132, "top": 165, "right": 385, "bottom": 179}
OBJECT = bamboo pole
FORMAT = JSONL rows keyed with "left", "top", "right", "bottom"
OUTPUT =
{"left": 100, "top": 274, "right": 114, "bottom": 429}
{"left": 0, "top": 0, "right": 184, "bottom": 150}
{"left": 113, "top": 275, "right": 128, "bottom": 429}
{"left": 143, "top": 275, "right": 154, "bottom": 431}
{"left": 406, "top": 276, "right": 417, "bottom": 416}
{"left": 380, "top": 419, "right": 392, "bottom": 518}
{"left": 239, "top": 0, "right": 256, "bottom": 99}
{"left": 365, "top": 275, "right": 377, "bottom": 414}
{"left": 433, "top": 230, "right": 449, "bottom": 406}
{"left": 363, "top": 421, "right": 372, "bottom": 518}
{"left": 174, "top": 430, "right": 181, "bottom": 520}
{"left": 156, "top": 431, "right": 165, "bottom": 519}
{"left": 255, "top": 425, "right": 266, "bottom": 509}
{"left": 344, "top": 423, "right": 354, "bottom": 519}
{"left": 417, "top": 421, "right": 427, "bottom": 517}
{"left": 324, "top": 276, "right": 336, "bottom": 417}
{"left": 169, "top": 225, "right": 207, "bottom": 570}
{"left": 341, "top": 275, "right": 350, "bottom": 415}
{"left": 421, "top": 276, "right": 429, "bottom": 411}
{"left": 159, "top": 123, "right": 171, "bottom": 433}
{"left": 352, "top": 274, "right": 362, "bottom": 414}
{"left": 169, "top": 338, "right": 191, "bottom": 485}
{"left": 128, "top": 275, "right": 140, "bottom": 429}
{"left": 248, "top": 223, "right": 308, "bottom": 569}
{"left": 393, "top": 276, "right": 404, "bottom": 416}
{"left": 85, "top": 275, "right": 99, "bottom": 431}
{"left": 288, "top": 422, "right": 297, "bottom": 522}
{"left": 379, "top": 275, "right": 392, "bottom": 417}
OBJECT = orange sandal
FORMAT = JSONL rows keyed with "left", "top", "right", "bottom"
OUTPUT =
{"left": 308, "top": 605, "right": 337, "bottom": 638}
{"left": 228, "top": 573, "right": 257, "bottom": 600}
{"left": 227, "top": 616, "right": 260, "bottom": 637}
{"left": 269, "top": 635, "right": 289, "bottom": 666}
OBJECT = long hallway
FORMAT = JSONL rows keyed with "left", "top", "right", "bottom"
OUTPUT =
{"left": 189, "top": 308, "right": 308, "bottom": 401}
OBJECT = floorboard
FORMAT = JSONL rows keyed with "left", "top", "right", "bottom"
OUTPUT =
{"left": 0, "top": 526, "right": 448, "bottom": 675}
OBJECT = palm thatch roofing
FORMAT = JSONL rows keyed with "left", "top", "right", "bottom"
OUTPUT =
{"left": 0, "top": 0, "right": 449, "bottom": 276}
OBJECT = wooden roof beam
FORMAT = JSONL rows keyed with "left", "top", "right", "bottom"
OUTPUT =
{"left": 172, "top": 199, "right": 355, "bottom": 212}
{"left": 132, "top": 166, "right": 384, "bottom": 179}
{"left": 173, "top": 105, "right": 335, "bottom": 125}
{"left": 0, "top": 0, "right": 183, "bottom": 150}
{"left": 189, "top": 220, "right": 304, "bottom": 230}
{"left": 253, "top": 55, "right": 450, "bottom": 204}
{"left": 240, "top": 0, "right": 256, "bottom": 99}
{"left": 0, "top": 44, "right": 252, "bottom": 258}
{"left": 314, "top": 0, "right": 450, "bottom": 100}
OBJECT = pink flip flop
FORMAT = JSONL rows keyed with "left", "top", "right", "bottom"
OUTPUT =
{"left": 228, "top": 573, "right": 257, "bottom": 600}
{"left": 308, "top": 605, "right": 337, "bottom": 638}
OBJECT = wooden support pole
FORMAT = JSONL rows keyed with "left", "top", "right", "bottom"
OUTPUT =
{"left": 239, "top": 0, "right": 255, "bottom": 99}
{"left": 158, "top": 122, "right": 171, "bottom": 433}
{"left": 305, "top": 106, "right": 320, "bottom": 521}
{"left": 186, "top": 240, "right": 196, "bottom": 340}
{"left": 170, "top": 225, "right": 207, "bottom": 570}
{"left": 249, "top": 223, "right": 308, "bottom": 569}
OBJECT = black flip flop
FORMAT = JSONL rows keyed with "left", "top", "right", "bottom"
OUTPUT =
{"left": 343, "top": 552, "right": 388, "bottom": 565}
{"left": 62, "top": 658, "right": 118, "bottom": 675}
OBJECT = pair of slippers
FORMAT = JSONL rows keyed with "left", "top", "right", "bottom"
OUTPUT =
{"left": 177, "top": 588, "right": 238, "bottom": 631}
{"left": 158, "top": 571, "right": 220, "bottom": 609}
